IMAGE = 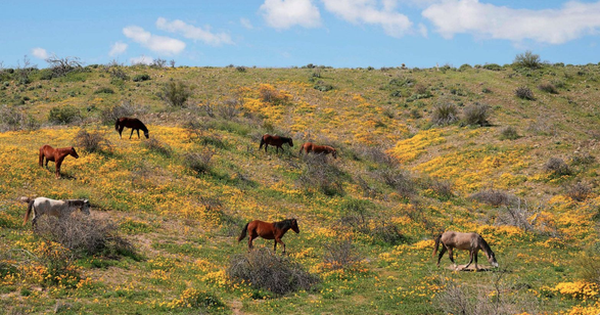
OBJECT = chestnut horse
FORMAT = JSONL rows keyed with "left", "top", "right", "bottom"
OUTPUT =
{"left": 21, "top": 197, "right": 90, "bottom": 228}
{"left": 39, "top": 145, "right": 79, "bottom": 179}
{"left": 238, "top": 219, "right": 299, "bottom": 254}
{"left": 299, "top": 142, "right": 337, "bottom": 159}
{"left": 115, "top": 117, "right": 149, "bottom": 139}
{"left": 259, "top": 134, "right": 293, "bottom": 154}
{"left": 433, "top": 231, "right": 499, "bottom": 270}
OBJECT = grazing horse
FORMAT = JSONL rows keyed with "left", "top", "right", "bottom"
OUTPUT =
{"left": 238, "top": 219, "right": 299, "bottom": 254}
{"left": 115, "top": 117, "right": 149, "bottom": 139}
{"left": 433, "top": 231, "right": 499, "bottom": 270}
{"left": 21, "top": 197, "right": 90, "bottom": 228}
{"left": 39, "top": 145, "right": 79, "bottom": 179}
{"left": 299, "top": 142, "right": 337, "bottom": 159}
{"left": 259, "top": 134, "right": 293, "bottom": 154}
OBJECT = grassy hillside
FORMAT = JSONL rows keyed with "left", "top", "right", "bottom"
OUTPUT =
{"left": 1, "top": 62, "right": 600, "bottom": 314}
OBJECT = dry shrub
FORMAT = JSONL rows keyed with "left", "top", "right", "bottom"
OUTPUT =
{"left": 462, "top": 103, "right": 491, "bottom": 126}
{"left": 100, "top": 100, "right": 146, "bottom": 125}
{"left": 494, "top": 200, "right": 558, "bottom": 237}
{"left": 323, "top": 238, "right": 362, "bottom": 270}
{"left": 570, "top": 154, "right": 595, "bottom": 166}
{"left": 218, "top": 97, "right": 243, "bottom": 120}
{"left": 35, "top": 214, "right": 135, "bottom": 257}
{"left": 414, "top": 83, "right": 428, "bottom": 95}
{"left": 514, "top": 86, "right": 535, "bottom": 100}
{"left": 578, "top": 244, "right": 600, "bottom": 287}
{"left": 538, "top": 82, "right": 558, "bottom": 94}
{"left": 298, "top": 154, "right": 344, "bottom": 196}
{"left": 0, "top": 105, "right": 39, "bottom": 132}
{"left": 160, "top": 81, "right": 192, "bottom": 108}
{"left": 544, "top": 157, "right": 572, "bottom": 176}
{"left": 74, "top": 129, "right": 111, "bottom": 153}
{"left": 183, "top": 150, "right": 214, "bottom": 174}
{"left": 350, "top": 145, "right": 395, "bottom": 166}
{"left": 500, "top": 126, "right": 520, "bottom": 140}
{"left": 141, "top": 137, "right": 172, "bottom": 157}
{"left": 336, "top": 199, "right": 407, "bottom": 245}
{"left": 470, "top": 189, "right": 516, "bottom": 207}
{"left": 376, "top": 168, "right": 416, "bottom": 199}
{"left": 258, "top": 84, "right": 290, "bottom": 105}
{"left": 431, "top": 101, "right": 459, "bottom": 126}
{"left": 566, "top": 182, "right": 591, "bottom": 202}
{"left": 227, "top": 248, "right": 318, "bottom": 295}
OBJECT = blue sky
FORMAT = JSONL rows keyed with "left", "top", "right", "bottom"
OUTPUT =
{"left": 1, "top": 0, "right": 600, "bottom": 68}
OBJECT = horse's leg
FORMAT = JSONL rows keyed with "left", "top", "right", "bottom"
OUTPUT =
{"left": 448, "top": 248, "right": 457, "bottom": 270}
{"left": 129, "top": 128, "right": 134, "bottom": 139}
{"left": 264, "top": 144, "right": 268, "bottom": 153}
{"left": 437, "top": 246, "right": 447, "bottom": 267}
{"left": 248, "top": 234, "right": 256, "bottom": 250}
{"left": 273, "top": 240, "right": 277, "bottom": 253}
{"left": 118, "top": 126, "right": 124, "bottom": 139}
{"left": 39, "top": 152, "right": 44, "bottom": 167}
{"left": 464, "top": 250, "right": 474, "bottom": 270}
{"left": 473, "top": 249, "right": 479, "bottom": 271}
{"left": 137, "top": 129, "right": 140, "bottom": 139}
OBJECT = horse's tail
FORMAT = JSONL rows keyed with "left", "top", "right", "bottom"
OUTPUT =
{"left": 432, "top": 234, "right": 442, "bottom": 258}
{"left": 259, "top": 137, "right": 265, "bottom": 149}
{"left": 238, "top": 222, "right": 249, "bottom": 242}
{"left": 23, "top": 199, "right": 34, "bottom": 225}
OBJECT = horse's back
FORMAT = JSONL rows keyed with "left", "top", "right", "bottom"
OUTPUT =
{"left": 248, "top": 220, "right": 276, "bottom": 239}
{"left": 39, "top": 144, "right": 54, "bottom": 158}
{"left": 441, "top": 231, "right": 479, "bottom": 249}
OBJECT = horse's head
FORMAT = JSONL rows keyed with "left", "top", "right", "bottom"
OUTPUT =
{"left": 81, "top": 199, "right": 91, "bottom": 215}
{"left": 331, "top": 148, "right": 337, "bottom": 159}
{"left": 487, "top": 251, "right": 499, "bottom": 268}
{"left": 144, "top": 130, "right": 149, "bottom": 139}
{"left": 70, "top": 147, "right": 79, "bottom": 159}
{"left": 288, "top": 138, "right": 294, "bottom": 147}
{"left": 290, "top": 219, "right": 299, "bottom": 234}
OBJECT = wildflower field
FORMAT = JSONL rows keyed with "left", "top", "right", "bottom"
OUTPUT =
{"left": 1, "top": 63, "right": 600, "bottom": 314}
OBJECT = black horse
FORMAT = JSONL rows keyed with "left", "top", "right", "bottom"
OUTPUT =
{"left": 115, "top": 117, "right": 149, "bottom": 139}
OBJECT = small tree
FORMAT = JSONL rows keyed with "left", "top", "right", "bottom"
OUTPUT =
{"left": 160, "top": 81, "right": 192, "bottom": 108}
{"left": 45, "top": 54, "right": 83, "bottom": 78}
{"left": 513, "top": 51, "right": 542, "bottom": 69}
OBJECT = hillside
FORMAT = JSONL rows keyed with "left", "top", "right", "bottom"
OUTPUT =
{"left": 1, "top": 62, "right": 600, "bottom": 314}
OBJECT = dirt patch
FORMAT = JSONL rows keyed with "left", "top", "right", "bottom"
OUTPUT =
{"left": 444, "top": 264, "right": 495, "bottom": 272}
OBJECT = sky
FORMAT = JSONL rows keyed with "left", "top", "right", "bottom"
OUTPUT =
{"left": 1, "top": 0, "right": 600, "bottom": 69}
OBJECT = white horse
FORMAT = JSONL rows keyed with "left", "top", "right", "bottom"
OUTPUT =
{"left": 21, "top": 197, "right": 90, "bottom": 228}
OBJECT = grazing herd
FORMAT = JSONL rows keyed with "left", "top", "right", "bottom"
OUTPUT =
{"left": 24, "top": 116, "right": 499, "bottom": 271}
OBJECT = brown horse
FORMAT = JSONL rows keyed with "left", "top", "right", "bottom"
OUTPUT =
{"left": 433, "top": 231, "right": 499, "bottom": 271}
{"left": 238, "top": 219, "right": 299, "bottom": 254}
{"left": 259, "top": 134, "right": 293, "bottom": 154}
{"left": 115, "top": 117, "right": 149, "bottom": 139}
{"left": 299, "top": 142, "right": 337, "bottom": 158}
{"left": 39, "top": 145, "right": 79, "bottom": 179}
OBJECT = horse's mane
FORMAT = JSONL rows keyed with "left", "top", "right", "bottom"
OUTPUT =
{"left": 274, "top": 219, "right": 293, "bottom": 230}
{"left": 478, "top": 235, "right": 494, "bottom": 255}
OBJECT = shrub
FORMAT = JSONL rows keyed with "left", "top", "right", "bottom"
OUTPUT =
{"left": 459, "top": 64, "right": 472, "bottom": 71}
{"left": 259, "top": 84, "right": 290, "bottom": 104}
{"left": 298, "top": 155, "right": 344, "bottom": 196}
{"left": 0, "top": 105, "right": 25, "bottom": 132}
{"left": 132, "top": 74, "right": 150, "bottom": 82}
{"left": 414, "top": 84, "right": 428, "bottom": 95}
{"left": 462, "top": 103, "right": 491, "bottom": 126}
{"left": 470, "top": 189, "right": 515, "bottom": 207}
{"left": 45, "top": 55, "right": 83, "bottom": 78}
{"left": 94, "top": 87, "right": 115, "bottom": 94}
{"left": 141, "top": 138, "right": 172, "bottom": 157}
{"left": 99, "top": 100, "right": 143, "bottom": 126}
{"left": 500, "top": 126, "right": 520, "bottom": 140}
{"left": 48, "top": 105, "right": 81, "bottom": 124}
{"left": 578, "top": 245, "right": 600, "bottom": 287}
{"left": 483, "top": 63, "right": 502, "bottom": 71}
{"left": 35, "top": 214, "right": 135, "bottom": 257}
{"left": 513, "top": 50, "right": 542, "bottom": 69}
{"left": 514, "top": 86, "right": 535, "bottom": 100}
{"left": 160, "top": 81, "right": 192, "bottom": 108}
{"left": 323, "top": 238, "right": 362, "bottom": 270}
{"left": 74, "top": 129, "right": 111, "bottom": 153}
{"left": 34, "top": 241, "right": 81, "bottom": 288}
{"left": 376, "top": 168, "right": 416, "bottom": 198}
{"left": 227, "top": 248, "right": 319, "bottom": 295}
{"left": 544, "top": 157, "right": 571, "bottom": 176}
{"left": 183, "top": 150, "right": 214, "bottom": 174}
{"left": 314, "top": 81, "right": 334, "bottom": 92}
{"left": 538, "top": 83, "right": 558, "bottom": 94}
{"left": 217, "top": 97, "right": 242, "bottom": 119}
{"left": 235, "top": 66, "right": 247, "bottom": 72}
{"left": 566, "top": 182, "right": 590, "bottom": 202}
{"left": 431, "top": 101, "right": 459, "bottom": 126}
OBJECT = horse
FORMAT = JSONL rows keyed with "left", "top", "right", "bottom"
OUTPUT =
{"left": 21, "top": 197, "right": 90, "bottom": 229}
{"left": 259, "top": 134, "right": 293, "bottom": 154}
{"left": 433, "top": 231, "right": 499, "bottom": 271}
{"left": 115, "top": 117, "right": 149, "bottom": 139}
{"left": 299, "top": 142, "right": 337, "bottom": 159}
{"left": 39, "top": 145, "right": 79, "bottom": 179}
{"left": 238, "top": 219, "right": 299, "bottom": 254}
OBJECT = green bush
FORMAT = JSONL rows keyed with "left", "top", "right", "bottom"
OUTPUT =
{"left": 160, "top": 81, "right": 192, "bottom": 108}
{"left": 48, "top": 105, "right": 81, "bottom": 124}
{"left": 513, "top": 50, "right": 542, "bottom": 69}
{"left": 431, "top": 101, "right": 459, "bottom": 126}
{"left": 538, "top": 83, "right": 558, "bottom": 94}
{"left": 462, "top": 103, "right": 491, "bottom": 126}
{"left": 94, "top": 87, "right": 115, "bottom": 94}
{"left": 500, "top": 126, "right": 520, "bottom": 140}
{"left": 132, "top": 74, "right": 151, "bottom": 82}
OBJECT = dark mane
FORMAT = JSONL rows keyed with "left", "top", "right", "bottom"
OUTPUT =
{"left": 136, "top": 119, "right": 148, "bottom": 132}
{"left": 274, "top": 219, "right": 293, "bottom": 230}
{"left": 479, "top": 235, "right": 493, "bottom": 255}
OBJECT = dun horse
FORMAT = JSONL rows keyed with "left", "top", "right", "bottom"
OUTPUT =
{"left": 259, "top": 134, "right": 293, "bottom": 154}
{"left": 115, "top": 117, "right": 149, "bottom": 139}
{"left": 299, "top": 142, "right": 337, "bottom": 158}
{"left": 433, "top": 231, "right": 499, "bottom": 270}
{"left": 238, "top": 219, "right": 299, "bottom": 254}
{"left": 39, "top": 145, "right": 79, "bottom": 179}
{"left": 21, "top": 197, "right": 90, "bottom": 228}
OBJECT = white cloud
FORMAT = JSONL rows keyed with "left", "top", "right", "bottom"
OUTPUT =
{"left": 109, "top": 41, "right": 128, "bottom": 57}
{"left": 123, "top": 25, "right": 186, "bottom": 55}
{"left": 130, "top": 55, "right": 153, "bottom": 65}
{"left": 260, "top": 0, "right": 322, "bottom": 30}
{"left": 422, "top": 0, "right": 600, "bottom": 44}
{"left": 241, "top": 18, "right": 254, "bottom": 29}
{"left": 31, "top": 47, "right": 49, "bottom": 60}
{"left": 321, "top": 0, "right": 412, "bottom": 38}
{"left": 156, "top": 17, "right": 233, "bottom": 46}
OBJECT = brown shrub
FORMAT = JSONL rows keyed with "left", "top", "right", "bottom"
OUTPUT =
{"left": 74, "top": 129, "right": 111, "bottom": 153}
